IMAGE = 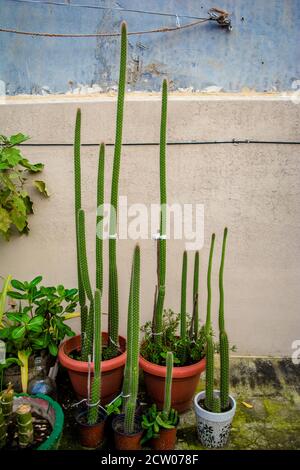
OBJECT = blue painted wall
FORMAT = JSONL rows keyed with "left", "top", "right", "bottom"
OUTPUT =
{"left": 0, "top": 0, "right": 299, "bottom": 94}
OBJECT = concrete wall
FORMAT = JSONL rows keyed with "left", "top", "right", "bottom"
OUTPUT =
{"left": 1, "top": 0, "right": 300, "bottom": 94}
{"left": 0, "top": 95, "right": 299, "bottom": 357}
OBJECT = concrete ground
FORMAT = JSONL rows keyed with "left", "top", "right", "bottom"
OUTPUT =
{"left": 58, "top": 357, "right": 300, "bottom": 450}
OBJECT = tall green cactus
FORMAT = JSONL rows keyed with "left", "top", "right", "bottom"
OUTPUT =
{"left": 163, "top": 351, "right": 173, "bottom": 418}
{"left": 77, "top": 208, "right": 94, "bottom": 360}
{"left": 74, "top": 108, "right": 87, "bottom": 355}
{"left": 154, "top": 79, "right": 168, "bottom": 344}
{"left": 219, "top": 227, "right": 229, "bottom": 410}
{"left": 192, "top": 251, "right": 200, "bottom": 338}
{"left": 180, "top": 251, "right": 187, "bottom": 340}
{"left": 96, "top": 143, "right": 105, "bottom": 295}
{"left": 108, "top": 22, "right": 127, "bottom": 357}
{"left": 205, "top": 233, "right": 215, "bottom": 335}
{"left": 205, "top": 334, "right": 215, "bottom": 411}
{"left": 88, "top": 289, "right": 102, "bottom": 425}
{"left": 124, "top": 245, "right": 140, "bottom": 434}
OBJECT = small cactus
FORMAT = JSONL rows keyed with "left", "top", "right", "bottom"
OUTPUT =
{"left": 124, "top": 245, "right": 140, "bottom": 434}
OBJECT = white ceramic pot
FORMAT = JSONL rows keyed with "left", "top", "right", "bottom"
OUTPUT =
{"left": 194, "top": 390, "right": 236, "bottom": 448}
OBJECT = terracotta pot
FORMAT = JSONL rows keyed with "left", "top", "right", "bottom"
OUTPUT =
{"left": 152, "top": 427, "right": 177, "bottom": 450}
{"left": 139, "top": 355, "right": 206, "bottom": 413}
{"left": 112, "top": 414, "right": 143, "bottom": 450}
{"left": 75, "top": 408, "right": 107, "bottom": 449}
{"left": 58, "top": 333, "right": 126, "bottom": 403}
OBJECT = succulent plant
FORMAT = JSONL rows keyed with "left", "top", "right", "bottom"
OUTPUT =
{"left": 123, "top": 245, "right": 140, "bottom": 434}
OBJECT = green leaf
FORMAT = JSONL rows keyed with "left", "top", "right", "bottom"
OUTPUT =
{"left": 9, "top": 133, "right": 30, "bottom": 145}
{"left": 11, "top": 279, "right": 26, "bottom": 291}
{"left": 48, "top": 342, "right": 58, "bottom": 356}
{"left": 20, "top": 159, "right": 44, "bottom": 173}
{"left": 6, "top": 312, "right": 23, "bottom": 322}
{"left": 0, "top": 207, "right": 11, "bottom": 233}
{"left": 10, "top": 205, "right": 27, "bottom": 231}
{"left": 11, "top": 325, "right": 26, "bottom": 340}
{"left": 33, "top": 180, "right": 50, "bottom": 197}
{"left": 30, "top": 276, "right": 43, "bottom": 287}
{"left": 1, "top": 147, "right": 22, "bottom": 166}
{"left": 28, "top": 315, "right": 44, "bottom": 331}
{"left": 7, "top": 291, "right": 26, "bottom": 300}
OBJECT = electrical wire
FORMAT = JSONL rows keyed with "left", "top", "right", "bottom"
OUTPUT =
{"left": 20, "top": 140, "right": 300, "bottom": 147}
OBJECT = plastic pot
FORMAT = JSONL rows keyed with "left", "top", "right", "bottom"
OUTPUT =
{"left": 152, "top": 427, "right": 177, "bottom": 450}
{"left": 14, "top": 393, "right": 64, "bottom": 450}
{"left": 58, "top": 333, "right": 126, "bottom": 403}
{"left": 112, "top": 414, "right": 143, "bottom": 450}
{"left": 75, "top": 408, "right": 107, "bottom": 449}
{"left": 194, "top": 390, "right": 236, "bottom": 448}
{"left": 139, "top": 355, "right": 206, "bottom": 413}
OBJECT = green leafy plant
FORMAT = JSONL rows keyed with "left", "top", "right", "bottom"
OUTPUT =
{"left": 204, "top": 229, "right": 231, "bottom": 413}
{"left": 141, "top": 352, "right": 179, "bottom": 445}
{"left": 0, "top": 133, "right": 49, "bottom": 240}
{"left": 0, "top": 276, "right": 77, "bottom": 391}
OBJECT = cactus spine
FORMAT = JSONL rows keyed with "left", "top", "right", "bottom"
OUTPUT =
{"left": 124, "top": 245, "right": 140, "bottom": 434}
{"left": 108, "top": 22, "right": 127, "bottom": 357}
{"left": 74, "top": 109, "right": 87, "bottom": 356}
{"left": 153, "top": 79, "right": 168, "bottom": 344}
{"left": 96, "top": 143, "right": 105, "bottom": 295}
{"left": 77, "top": 209, "right": 94, "bottom": 360}
{"left": 205, "top": 233, "right": 215, "bottom": 335}
{"left": 163, "top": 351, "right": 173, "bottom": 418}
{"left": 219, "top": 228, "right": 229, "bottom": 411}
{"left": 88, "top": 289, "right": 102, "bottom": 425}
{"left": 192, "top": 251, "right": 200, "bottom": 338}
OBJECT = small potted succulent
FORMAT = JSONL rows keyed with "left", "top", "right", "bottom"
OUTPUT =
{"left": 139, "top": 80, "right": 206, "bottom": 412}
{"left": 58, "top": 22, "right": 128, "bottom": 403}
{"left": 0, "top": 383, "right": 64, "bottom": 450}
{"left": 194, "top": 229, "right": 236, "bottom": 448}
{"left": 75, "top": 289, "right": 107, "bottom": 449}
{"left": 112, "top": 245, "right": 143, "bottom": 451}
{"left": 141, "top": 351, "right": 179, "bottom": 450}
{"left": 0, "top": 276, "right": 77, "bottom": 393}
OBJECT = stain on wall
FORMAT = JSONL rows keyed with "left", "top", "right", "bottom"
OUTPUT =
{"left": 0, "top": 0, "right": 300, "bottom": 94}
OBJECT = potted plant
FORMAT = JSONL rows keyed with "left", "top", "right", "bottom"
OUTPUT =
{"left": 194, "top": 228, "right": 236, "bottom": 448}
{"left": 75, "top": 289, "right": 107, "bottom": 448}
{"left": 139, "top": 80, "right": 206, "bottom": 412}
{"left": 141, "top": 351, "right": 179, "bottom": 450}
{"left": 0, "top": 383, "right": 64, "bottom": 450}
{"left": 0, "top": 276, "right": 77, "bottom": 393}
{"left": 58, "top": 22, "right": 128, "bottom": 403}
{"left": 112, "top": 245, "right": 143, "bottom": 451}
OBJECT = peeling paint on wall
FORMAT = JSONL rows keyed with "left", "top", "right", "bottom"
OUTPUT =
{"left": 0, "top": 0, "right": 300, "bottom": 95}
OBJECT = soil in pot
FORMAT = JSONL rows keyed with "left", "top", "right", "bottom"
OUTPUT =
{"left": 112, "top": 414, "right": 143, "bottom": 450}
{"left": 58, "top": 333, "right": 126, "bottom": 403}
{"left": 151, "top": 427, "right": 177, "bottom": 451}
{"left": 75, "top": 407, "right": 107, "bottom": 449}
{"left": 1, "top": 411, "right": 52, "bottom": 450}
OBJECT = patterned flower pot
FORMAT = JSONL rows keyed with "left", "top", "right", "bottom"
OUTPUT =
{"left": 194, "top": 390, "right": 236, "bottom": 448}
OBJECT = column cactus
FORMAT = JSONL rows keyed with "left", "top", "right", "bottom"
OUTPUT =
{"left": 77, "top": 209, "right": 94, "bottom": 360}
{"left": 162, "top": 351, "right": 173, "bottom": 419}
{"left": 124, "top": 245, "right": 140, "bottom": 434}
{"left": 192, "top": 251, "right": 200, "bottom": 338}
{"left": 16, "top": 404, "right": 33, "bottom": 448}
{"left": 74, "top": 108, "right": 87, "bottom": 356}
{"left": 96, "top": 143, "right": 105, "bottom": 295}
{"left": 153, "top": 79, "right": 168, "bottom": 344}
{"left": 205, "top": 233, "right": 215, "bottom": 335}
{"left": 108, "top": 22, "right": 127, "bottom": 357}
{"left": 88, "top": 289, "right": 102, "bottom": 425}
{"left": 180, "top": 251, "right": 187, "bottom": 340}
{"left": 219, "top": 228, "right": 230, "bottom": 411}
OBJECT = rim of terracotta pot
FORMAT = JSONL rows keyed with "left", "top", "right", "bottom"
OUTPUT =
{"left": 58, "top": 333, "right": 126, "bottom": 373}
{"left": 139, "top": 354, "right": 206, "bottom": 378}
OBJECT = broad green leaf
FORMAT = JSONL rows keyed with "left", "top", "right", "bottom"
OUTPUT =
{"left": 7, "top": 291, "right": 26, "bottom": 300}
{"left": 1, "top": 147, "right": 22, "bottom": 166}
{"left": 10, "top": 206, "right": 27, "bottom": 231}
{"left": 33, "top": 180, "right": 50, "bottom": 197}
{"left": 20, "top": 159, "right": 44, "bottom": 173}
{"left": 6, "top": 312, "right": 23, "bottom": 322}
{"left": 48, "top": 342, "right": 58, "bottom": 356}
{"left": 0, "top": 207, "right": 11, "bottom": 233}
{"left": 9, "top": 133, "right": 30, "bottom": 145}
{"left": 30, "top": 276, "right": 43, "bottom": 287}
{"left": 28, "top": 315, "right": 44, "bottom": 331}
{"left": 11, "top": 325, "right": 26, "bottom": 340}
{"left": 11, "top": 279, "right": 26, "bottom": 291}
